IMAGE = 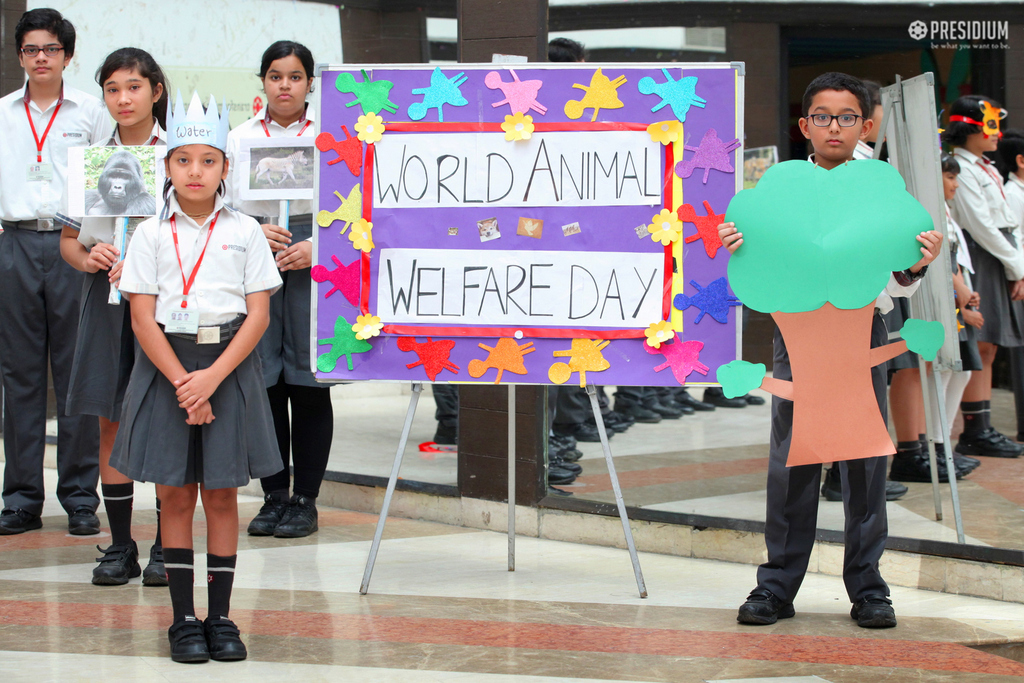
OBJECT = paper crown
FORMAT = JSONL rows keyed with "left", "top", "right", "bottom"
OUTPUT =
{"left": 166, "top": 91, "right": 230, "bottom": 152}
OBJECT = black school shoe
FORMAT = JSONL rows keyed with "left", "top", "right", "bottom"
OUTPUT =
{"left": 703, "top": 387, "right": 747, "bottom": 409}
{"left": 737, "top": 587, "right": 795, "bottom": 625}
{"left": 675, "top": 389, "right": 715, "bottom": 412}
{"left": 956, "top": 428, "right": 1023, "bottom": 458}
{"left": 92, "top": 540, "right": 142, "bottom": 586}
{"left": 143, "top": 544, "right": 169, "bottom": 587}
{"left": 548, "top": 463, "right": 577, "bottom": 485}
{"left": 820, "top": 467, "right": 907, "bottom": 501}
{"left": 0, "top": 508, "right": 42, "bottom": 535}
{"left": 744, "top": 394, "right": 766, "bottom": 405}
{"left": 274, "top": 495, "right": 319, "bottom": 538}
{"left": 204, "top": 616, "right": 248, "bottom": 661}
{"left": 247, "top": 491, "right": 290, "bottom": 536}
{"left": 851, "top": 594, "right": 897, "bottom": 628}
{"left": 68, "top": 507, "right": 101, "bottom": 535}
{"left": 614, "top": 399, "right": 662, "bottom": 424}
{"left": 168, "top": 616, "right": 210, "bottom": 663}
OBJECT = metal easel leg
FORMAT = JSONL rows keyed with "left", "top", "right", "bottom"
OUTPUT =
{"left": 928, "top": 366, "right": 965, "bottom": 543}
{"left": 508, "top": 383, "right": 516, "bottom": 571}
{"left": 585, "top": 384, "right": 647, "bottom": 598}
{"left": 359, "top": 383, "right": 423, "bottom": 595}
{"left": 918, "top": 359, "right": 944, "bottom": 521}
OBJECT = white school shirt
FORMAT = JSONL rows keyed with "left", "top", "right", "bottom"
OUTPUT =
{"left": 225, "top": 105, "right": 316, "bottom": 220}
{"left": 1005, "top": 173, "right": 1024, "bottom": 244}
{"left": 119, "top": 192, "right": 282, "bottom": 326}
{"left": 0, "top": 83, "right": 112, "bottom": 221}
{"left": 945, "top": 204, "right": 973, "bottom": 274}
{"left": 56, "top": 121, "right": 166, "bottom": 248}
{"left": 949, "top": 147, "right": 1024, "bottom": 281}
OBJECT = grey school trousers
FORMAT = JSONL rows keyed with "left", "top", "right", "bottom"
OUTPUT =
{"left": 756, "top": 319, "right": 890, "bottom": 604}
{"left": 0, "top": 227, "right": 99, "bottom": 516}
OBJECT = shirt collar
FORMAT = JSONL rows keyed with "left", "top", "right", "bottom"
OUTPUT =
{"left": 20, "top": 82, "right": 65, "bottom": 111}
{"left": 1010, "top": 173, "right": 1024, "bottom": 191}
{"left": 110, "top": 119, "right": 166, "bottom": 146}
{"left": 162, "top": 191, "right": 226, "bottom": 226}
{"left": 953, "top": 147, "right": 982, "bottom": 165}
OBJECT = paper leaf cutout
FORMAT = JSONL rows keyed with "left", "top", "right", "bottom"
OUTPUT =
{"left": 564, "top": 68, "right": 627, "bottom": 122}
{"left": 717, "top": 360, "right": 765, "bottom": 398}
{"left": 408, "top": 68, "right": 468, "bottom": 122}
{"left": 724, "top": 160, "right": 932, "bottom": 313}
{"left": 467, "top": 338, "right": 535, "bottom": 384}
{"left": 397, "top": 337, "right": 460, "bottom": 381}
{"left": 311, "top": 254, "right": 360, "bottom": 306}
{"left": 678, "top": 200, "right": 726, "bottom": 259}
{"left": 317, "top": 315, "right": 372, "bottom": 372}
{"left": 485, "top": 69, "right": 547, "bottom": 116}
{"left": 675, "top": 129, "right": 740, "bottom": 184}
{"left": 335, "top": 69, "right": 398, "bottom": 115}
{"left": 316, "top": 185, "right": 362, "bottom": 233}
{"left": 901, "top": 318, "right": 945, "bottom": 361}
{"left": 315, "top": 125, "right": 362, "bottom": 176}
{"left": 549, "top": 339, "right": 611, "bottom": 387}
{"left": 643, "top": 334, "right": 710, "bottom": 385}
{"left": 637, "top": 69, "right": 706, "bottom": 121}
{"left": 673, "top": 277, "right": 741, "bottom": 324}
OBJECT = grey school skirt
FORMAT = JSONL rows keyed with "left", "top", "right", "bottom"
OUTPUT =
{"left": 966, "top": 231, "right": 1024, "bottom": 348}
{"left": 256, "top": 215, "right": 319, "bottom": 388}
{"left": 882, "top": 297, "right": 917, "bottom": 373}
{"left": 110, "top": 322, "right": 282, "bottom": 489}
{"left": 66, "top": 269, "right": 135, "bottom": 420}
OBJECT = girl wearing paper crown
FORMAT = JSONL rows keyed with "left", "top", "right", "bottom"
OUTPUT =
{"left": 944, "top": 95, "right": 1024, "bottom": 459}
{"left": 225, "top": 41, "right": 331, "bottom": 540}
{"left": 112, "top": 91, "right": 282, "bottom": 664}
{"left": 55, "top": 48, "right": 169, "bottom": 588}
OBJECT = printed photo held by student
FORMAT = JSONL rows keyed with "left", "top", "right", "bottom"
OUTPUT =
{"left": 0, "top": 7, "right": 111, "bottom": 538}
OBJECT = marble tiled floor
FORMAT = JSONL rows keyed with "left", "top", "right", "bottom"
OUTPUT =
{"left": 1, "top": 473, "right": 1024, "bottom": 682}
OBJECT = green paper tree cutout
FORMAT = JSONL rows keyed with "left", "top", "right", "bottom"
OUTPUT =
{"left": 335, "top": 70, "right": 398, "bottom": 116}
{"left": 317, "top": 315, "right": 372, "bottom": 372}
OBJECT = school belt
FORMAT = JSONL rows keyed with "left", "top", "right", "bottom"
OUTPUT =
{"left": 161, "top": 315, "right": 247, "bottom": 344}
{"left": 257, "top": 213, "right": 312, "bottom": 225}
{"left": 1, "top": 218, "right": 60, "bottom": 232}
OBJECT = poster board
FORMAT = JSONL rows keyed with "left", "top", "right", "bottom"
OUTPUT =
{"left": 312, "top": 63, "right": 744, "bottom": 385}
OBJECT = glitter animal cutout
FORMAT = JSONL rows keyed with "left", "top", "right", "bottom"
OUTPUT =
{"left": 315, "top": 125, "right": 362, "bottom": 176}
{"left": 317, "top": 315, "right": 372, "bottom": 372}
{"left": 311, "top": 254, "right": 360, "bottom": 306}
{"left": 675, "top": 128, "right": 741, "bottom": 184}
{"left": 408, "top": 68, "right": 468, "bottom": 122}
{"left": 484, "top": 69, "right": 547, "bottom": 116}
{"left": 643, "top": 334, "right": 709, "bottom": 385}
{"left": 549, "top": 339, "right": 611, "bottom": 387}
{"left": 335, "top": 70, "right": 398, "bottom": 115}
{"left": 468, "top": 338, "right": 535, "bottom": 384}
{"left": 397, "top": 337, "right": 459, "bottom": 381}
{"left": 673, "top": 277, "right": 741, "bottom": 324}
{"left": 637, "top": 69, "right": 706, "bottom": 121}
{"left": 678, "top": 200, "right": 726, "bottom": 259}
{"left": 564, "top": 68, "right": 627, "bottom": 122}
{"left": 316, "top": 185, "right": 362, "bottom": 233}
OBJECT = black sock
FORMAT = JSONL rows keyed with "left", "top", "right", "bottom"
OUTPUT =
{"left": 895, "top": 440, "right": 921, "bottom": 459}
{"left": 981, "top": 400, "right": 993, "bottom": 431}
{"left": 153, "top": 498, "right": 163, "bottom": 548}
{"left": 918, "top": 433, "right": 927, "bottom": 446}
{"left": 961, "top": 401, "right": 986, "bottom": 436}
{"left": 101, "top": 482, "right": 134, "bottom": 547}
{"left": 207, "top": 554, "right": 237, "bottom": 619}
{"left": 163, "top": 548, "right": 195, "bottom": 623}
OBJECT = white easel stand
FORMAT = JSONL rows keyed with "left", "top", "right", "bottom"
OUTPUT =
{"left": 918, "top": 358, "right": 965, "bottom": 543}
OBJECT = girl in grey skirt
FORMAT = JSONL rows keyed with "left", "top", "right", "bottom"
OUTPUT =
{"left": 112, "top": 93, "right": 282, "bottom": 664}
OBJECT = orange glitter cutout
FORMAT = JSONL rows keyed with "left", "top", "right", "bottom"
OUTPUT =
{"left": 548, "top": 339, "right": 611, "bottom": 387}
{"left": 468, "top": 338, "right": 536, "bottom": 384}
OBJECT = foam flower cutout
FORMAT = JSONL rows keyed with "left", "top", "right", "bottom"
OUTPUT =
{"left": 648, "top": 209, "right": 682, "bottom": 246}
{"left": 501, "top": 112, "right": 534, "bottom": 141}
{"left": 647, "top": 119, "right": 682, "bottom": 145}
{"left": 644, "top": 320, "right": 674, "bottom": 349}
{"left": 349, "top": 218, "right": 375, "bottom": 252}
{"left": 355, "top": 112, "right": 385, "bottom": 143}
{"left": 352, "top": 314, "right": 383, "bottom": 340}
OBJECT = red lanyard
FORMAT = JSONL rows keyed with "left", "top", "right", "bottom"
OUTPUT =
{"left": 261, "top": 118, "right": 311, "bottom": 137}
{"left": 979, "top": 160, "right": 1006, "bottom": 200}
{"left": 170, "top": 210, "right": 220, "bottom": 309}
{"left": 24, "top": 99, "right": 63, "bottom": 163}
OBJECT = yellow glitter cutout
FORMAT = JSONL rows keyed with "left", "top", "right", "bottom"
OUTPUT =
{"left": 548, "top": 339, "right": 611, "bottom": 387}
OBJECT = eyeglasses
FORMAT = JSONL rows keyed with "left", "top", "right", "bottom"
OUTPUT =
{"left": 805, "top": 113, "right": 863, "bottom": 128}
{"left": 20, "top": 45, "right": 64, "bottom": 57}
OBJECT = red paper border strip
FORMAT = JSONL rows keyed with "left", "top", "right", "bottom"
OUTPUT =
{"left": 384, "top": 121, "right": 648, "bottom": 133}
{"left": 359, "top": 142, "right": 375, "bottom": 315}
{"left": 382, "top": 324, "right": 645, "bottom": 340}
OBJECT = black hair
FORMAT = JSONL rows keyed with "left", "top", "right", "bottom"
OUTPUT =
{"left": 997, "top": 129, "right": 1024, "bottom": 177}
{"left": 801, "top": 72, "right": 871, "bottom": 119}
{"left": 548, "top": 37, "right": 586, "bottom": 63}
{"left": 942, "top": 95, "right": 1000, "bottom": 147}
{"left": 861, "top": 79, "right": 883, "bottom": 112}
{"left": 15, "top": 8, "right": 76, "bottom": 59}
{"left": 941, "top": 153, "right": 961, "bottom": 176}
{"left": 96, "top": 47, "right": 170, "bottom": 129}
{"left": 258, "top": 40, "right": 315, "bottom": 81}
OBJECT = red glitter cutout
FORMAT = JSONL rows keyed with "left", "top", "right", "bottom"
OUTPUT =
{"left": 679, "top": 200, "right": 726, "bottom": 259}
{"left": 396, "top": 337, "right": 460, "bottom": 381}
{"left": 311, "top": 254, "right": 360, "bottom": 306}
{"left": 315, "top": 125, "right": 363, "bottom": 176}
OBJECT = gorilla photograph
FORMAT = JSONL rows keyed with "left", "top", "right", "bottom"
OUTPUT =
{"left": 79, "top": 147, "right": 158, "bottom": 217}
